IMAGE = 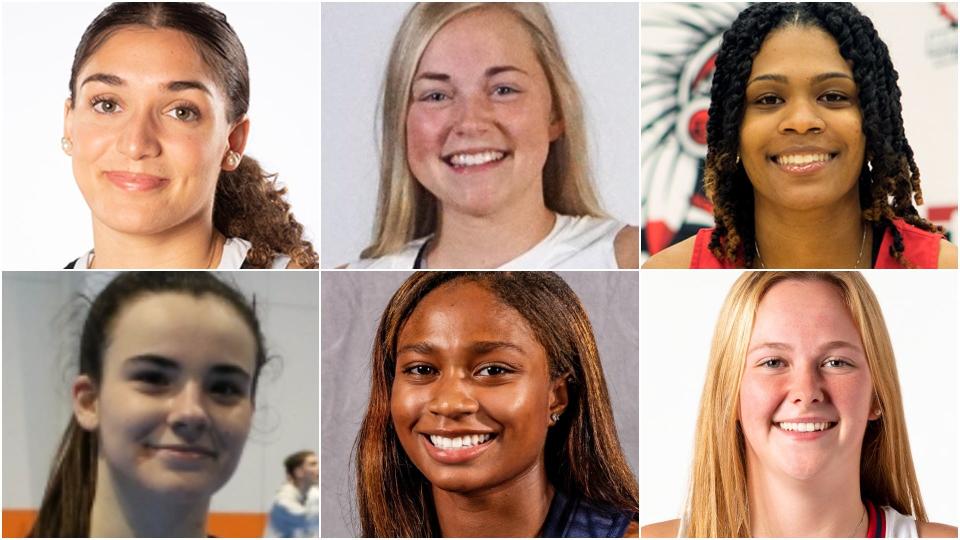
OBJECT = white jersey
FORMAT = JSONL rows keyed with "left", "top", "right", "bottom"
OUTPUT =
{"left": 69, "top": 237, "right": 290, "bottom": 269}
{"left": 347, "top": 214, "right": 626, "bottom": 269}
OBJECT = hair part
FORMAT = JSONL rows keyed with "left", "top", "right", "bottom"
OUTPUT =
{"left": 354, "top": 271, "right": 637, "bottom": 536}
{"left": 68, "top": 2, "right": 317, "bottom": 268}
{"left": 361, "top": 3, "right": 605, "bottom": 259}
{"left": 703, "top": 3, "right": 941, "bottom": 267}
{"left": 683, "top": 271, "right": 925, "bottom": 537}
{"left": 29, "top": 272, "right": 268, "bottom": 537}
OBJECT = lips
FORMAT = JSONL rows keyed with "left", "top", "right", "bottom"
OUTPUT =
{"left": 104, "top": 171, "right": 170, "bottom": 191}
{"left": 420, "top": 432, "right": 498, "bottom": 464}
{"left": 768, "top": 148, "right": 838, "bottom": 176}
{"left": 772, "top": 417, "right": 838, "bottom": 439}
{"left": 147, "top": 443, "right": 217, "bottom": 459}
{"left": 441, "top": 149, "right": 510, "bottom": 172}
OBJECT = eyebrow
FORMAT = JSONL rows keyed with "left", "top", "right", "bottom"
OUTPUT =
{"left": 396, "top": 340, "right": 526, "bottom": 356}
{"left": 414, "top": 65, "right": 529, "bottom": 83}
{"left": 747, "top": 340, "right": 862, "bottom": 355}
{"left": 80, "top": 72, "right": 212, "bottom": 95}
{"left": 746, "top": 71, "right": 854, "bottom": 87}
{"left": 125, "top": 354, "right": 251, "bottom": 380}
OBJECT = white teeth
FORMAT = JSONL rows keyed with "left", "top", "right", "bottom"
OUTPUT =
{"left": 428, "top": 433, "right": 493, "bottom": 449}
{"left": 776, "top": 153, "right": 832, "bottom": 166}
{"left": 777, "top": 421, "right": 833, "bottom": 432}
{"left": 448, "top": 151, "right": 505, "bottom": 167}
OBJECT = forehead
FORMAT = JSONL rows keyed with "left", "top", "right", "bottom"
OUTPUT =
{"left": 750, "top": 280, "right": 861, "bottom": 344}
{"left": 78, "top": 26, "right": 221, "bottom": 94}
{"left": 398, "top": 281, "right": 539, "bottom": 348}
{"left": 104, "top": 292, "right": 258, "bottom": 374}
{"left": 750, "top": 25, "right": 852, "bottom": 78}
{"left": 416, "top": 8, "right": 542, "bottom": 75}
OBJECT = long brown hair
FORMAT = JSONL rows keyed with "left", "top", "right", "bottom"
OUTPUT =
{"left": 68, "top": 2, "right": 318, "bottom": 268}
{"left": 354, "top": 271, "right": 637, "bottom": 537}
{"left": 684, "top": 272, "right": 925, "bottom": 537}
{"left": 28, "top": 272, "right": 269, "bottom": 537}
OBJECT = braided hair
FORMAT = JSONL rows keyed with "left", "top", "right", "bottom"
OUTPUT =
{"left": 704, "top": 2, "right": 941, "bottom": 267}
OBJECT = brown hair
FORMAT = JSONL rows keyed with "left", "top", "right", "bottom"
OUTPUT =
{"left": 67, "top": 2, "right": 317, "bottom": 268}
{"left": 29, "top": 272, "right": 269, "bottom": 537}
{"left": 284, "top": 450, "right": 316, "bottom": 478}
{"left": 354, "top": 271, "right": 637, "bottom": 536}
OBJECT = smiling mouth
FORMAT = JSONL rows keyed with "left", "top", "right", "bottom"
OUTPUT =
{"left": 147, "top": 444, "right": 217, "bottom": 458}
{"left": 427, "top": 433, "right": 496, "bottom": 449}
{"left": 774, "top": 421, "right": 837, "bottom": 433}
{"left": 443, "top": 151, "right": 509, "bottom": 169}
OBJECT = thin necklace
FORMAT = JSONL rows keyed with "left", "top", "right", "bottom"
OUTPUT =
{"left": 755, "top": 225, "right": 867, "bottom": 269}
{"left": 90, "top": 233, "right": 222, "bottom": 269}
{"left": 849, "top": 503, "right": 866, "bottom": 538}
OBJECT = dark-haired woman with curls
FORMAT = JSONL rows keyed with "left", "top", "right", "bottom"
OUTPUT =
{"left": 61, "top": 3, "right": 317, "bottom": 269}
{"left": 644, "top": 3, "right": 957, "bottom": 269}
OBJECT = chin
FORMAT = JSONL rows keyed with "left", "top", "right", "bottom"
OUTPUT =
{"left": 775, "top": 454, "right": 827, "bottom": 481}
{"left": 139, "top": 473, "right": 223, "bottom": 498}
{"left": 91, "top": 205, "right": 182, "bottom": 236}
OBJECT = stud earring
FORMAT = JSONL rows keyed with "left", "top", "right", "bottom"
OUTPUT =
{"left": 735, "top": 153, "right": 741, "bottom": 164}
{"left": 873, "top": 408, "right": 882, "bottom": 417}
{"left": 550, "top": 413, "right": 560, "bottom": 424}
{"left": 225, "top": 151, "right": 241, "bottom": 168}
{"left": 61, "top": 137, "right": 73, "bottom": 155}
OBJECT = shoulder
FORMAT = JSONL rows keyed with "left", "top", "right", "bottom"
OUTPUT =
{"left": 642, "top": 235, "right": 697, "bottom": 269}
{"left": 937, "top": 239, "right": 957, "bottom": 269}
{"left": 614, "top": 225, "right": 639, "bottom": 268}
{"left": 918, "top": 521, "right": 958, "bottom": 538}
{"left": 640, "top": 518, "right": 680, "bottom": 538}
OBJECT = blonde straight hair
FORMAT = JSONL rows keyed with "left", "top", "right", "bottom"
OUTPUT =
{"left": 683, "top": 271, "right": 926, "bottom": 537}
{"left": 360, "top": 2, "right": 605, "bottom": 259}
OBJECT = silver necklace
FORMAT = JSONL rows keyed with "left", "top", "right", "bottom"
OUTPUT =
{"left": 755, "top": 226, "right": 867, "bottom": 269}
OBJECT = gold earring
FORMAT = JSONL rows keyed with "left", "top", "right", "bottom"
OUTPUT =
{"left": 61, "top": 137, "right": 73, "bottom": 155}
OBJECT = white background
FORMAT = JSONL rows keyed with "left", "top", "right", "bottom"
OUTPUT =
{"left": 321, "top": 2, "right": 640, "bottom": 267}
{"left": 2, "top": 271, "right": 320, "bottom": 514}
{"left": 640, "top": 270, "right": 958, "bottom": 526}
{"left": 0, "top": 2, "right": 320, "bottom": 269}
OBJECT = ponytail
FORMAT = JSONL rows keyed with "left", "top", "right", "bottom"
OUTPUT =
{"left": 213, "top": 155, "right": 318, "bottom": 268}
{"left": 28, "top": 420, "right": 98, "bottom": 537}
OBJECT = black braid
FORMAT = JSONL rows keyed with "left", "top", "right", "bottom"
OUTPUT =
{"left": 705, "top": 3, "right": 942, "bottom": 267}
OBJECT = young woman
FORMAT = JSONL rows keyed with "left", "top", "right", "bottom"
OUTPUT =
{"left": 62, "top": 2, "right": 317, "bottom": 269}
{"left": 354, "top": 272, "right": 638, "bottom": 537}
{"left": 642, "top": 272, "right": 957, "bottom": 538}
{"left": 28, "top": 272, "right": 267, "bottom": 537}
{"left": 643, "top": 3, "right": 957, "bottom": 269}
{"left": 345, "top": 3, "right": 639, "bottom": 269}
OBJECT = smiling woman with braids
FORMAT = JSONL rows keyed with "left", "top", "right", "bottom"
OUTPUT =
{"left": 644, "top": 3, "right": 957, "bottom": 269}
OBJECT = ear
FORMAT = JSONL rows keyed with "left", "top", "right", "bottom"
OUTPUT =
{"left": 63, "top": 98, "right": 73, "bottom": 143}
{"left": 548, "top": 116, "right": 564, "bottom": 142}
{"left": 222, "top": 116, "right": 250, "bottom": 171}
{"left": 72, "top": 375, "right": 100, "bottom": 431}
{"left": 868, "top": 402, "right": 882, "bottom": 421}
{"left": 548, "top": 374, "right": 569, "bottom": 422}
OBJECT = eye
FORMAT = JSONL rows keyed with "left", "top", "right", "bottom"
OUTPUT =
{"left": 403, "top": 364, "right": 437, "bottom": 377}
{"left": 209, "top": 380, "right": 246, "bottom": 400}
{"left": 420, "top": 91, "right": 449, "bottom": 103}
{"left": 165, "top": 105, "right": 200, "bottom": 122}
{"left": 91, "top": 97, "right": 122, "bottom": 114}
{"left": 492, "top": 85, "right": 518, "bottom": 97}
{"left": 823, "top": 358, "right": 852, "bottom": 368}
{"left": 133, "top": 370, "right": 171, "bottom": 388}
{"left": 759, "top": 358, "right": 785, "bottom": 368}
{"left": 819, "top": 92, "right": 850, "bottom": 105}
{"left": 753, "top": 94, "right": 783, "bottom": 106}
{"left": 476, "top": 364, "right": 513, "bottom": 377}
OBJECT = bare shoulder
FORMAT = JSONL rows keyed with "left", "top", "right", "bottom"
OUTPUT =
{"left": 615, "top": 225, "right": 640, "bottom": 268}
{"left": 285, "top": 259, "right": 304, "bottom": 269}
{"left": 918, "top": 521, "right": 958, "bottom": 538}
{"left": 623, "top": 520, "right": 640, "bottom": 538}
{"left": 938, "top": 238, "right": 957, "bottom": 269}
{"left": 641, "top": 519, "right": 680, "bottom": 538}
{"left": 642, "top": 235, "right": 697, "bottom": 269}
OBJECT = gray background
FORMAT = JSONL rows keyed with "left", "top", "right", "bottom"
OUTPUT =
{"left": 321, "top": 3, "right": 640, "bottom": 267}
{"left": 2, "top": 271, "right": 320, "bottom": 516}
{"left": 320, "top": 271, "right": 639, "bottom": 537}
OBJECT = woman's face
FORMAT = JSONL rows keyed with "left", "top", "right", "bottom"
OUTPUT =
{"left": 405, "top": 8, "right": 563, "bottom": 219}
{"left": 739, "top": 26, "right": 866, "bottom": 212}
{"left": 64, "top": 27, "right": 243, "bottom": 236}
{"left": 79, "top": 292, "right": 257, "bottom": 498}
{"left": 739, "top": 279, "right": 876, "bottom": 481}
{"left": 391, "top": 281, "right": 565, "bottom": 494}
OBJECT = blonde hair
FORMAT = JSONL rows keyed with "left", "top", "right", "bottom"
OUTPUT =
{"left": 361, "top": 2, "right": 605, "bottom": 259}
{"left": 684, "top": 271, "right": 926, "bottom": 537}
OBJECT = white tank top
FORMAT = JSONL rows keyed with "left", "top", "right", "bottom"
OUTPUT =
{"left": 69, "top": 237, "right": 290, "bottom": 269}
{"left": 676, "top": 506, "right": 920, "bottom": 538}
{"left": 347, "top": 214, "right": 626, "bottom": 269}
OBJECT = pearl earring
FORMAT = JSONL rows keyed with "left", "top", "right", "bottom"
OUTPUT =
{"left": 61, "top": 137, "right": 73, "bottom": 155}
{"left": 225, "top": 151, "right": 241, "bottom": 168}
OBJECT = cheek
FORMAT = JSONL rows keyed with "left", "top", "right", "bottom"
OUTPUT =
{"left": 406, "top": 109, "right": 446, "bottom": 169}
{"left": 738, "top": 375, "right": 779, "bottom": 430}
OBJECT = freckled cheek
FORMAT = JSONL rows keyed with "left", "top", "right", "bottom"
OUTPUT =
{"left": 738, "top": 375, "right": 781, "bottom": 435}
{"left": 406, "top": 109, "right": 448, "bottom": 171}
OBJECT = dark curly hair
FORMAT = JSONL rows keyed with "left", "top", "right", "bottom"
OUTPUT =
{"left": 69, "top": 2, "right": 318, "bottom": 268}
{"left": 704, "top": 2, "right": 941, "bottom": 267}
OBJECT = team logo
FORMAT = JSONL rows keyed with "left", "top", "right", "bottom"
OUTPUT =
{"left": 641, "top": 3, "right": 746, "bottom": 257}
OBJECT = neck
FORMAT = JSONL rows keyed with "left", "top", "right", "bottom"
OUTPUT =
{"left": 746, "top": 459, "right": 866, "bottom": 537}
{"left": 433, "top": 462, "right": 554, "bottom": 538}
{"left": 423, "top": 196, "right": 556, "bottom": 269}
{"left": 753, "top": 194, "right": 869, "bottom": 268}
{"left": 90, "top": 212, "right": 224, "bottom": 269}
{"left": 88, "top": 458, "right": 209, "bottom": 538}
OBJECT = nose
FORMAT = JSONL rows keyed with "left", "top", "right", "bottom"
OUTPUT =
{"left": 452, "top": 92, "right": 494, "bottom": 137}
{"left": 790, "top": 364, "right": 825, "bottom": 405}
{"left": 116, "top": 107, "right": 161, "bottom": 160}
{"left": 168, "top": 381, "right": 210, "bottom": 440}
{"left": 426, "top": 373, "right": 479, "bottom": 418}
{"left": 778, "top": 98, "right": 826, "bottom": 135}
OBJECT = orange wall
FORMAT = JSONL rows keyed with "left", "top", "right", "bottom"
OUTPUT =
{"left": 2, "top": 509, "right": 267, "bottom": 538}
